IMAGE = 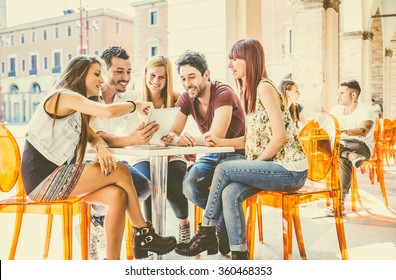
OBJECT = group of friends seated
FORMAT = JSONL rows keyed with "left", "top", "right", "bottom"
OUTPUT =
{"left": 20, "top": 38, "right": 376, "bottom": 260}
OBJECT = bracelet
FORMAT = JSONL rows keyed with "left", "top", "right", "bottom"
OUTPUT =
{"left": 95, "top": 140, "right": 109, "bottom": 151}
{"left": 126, "top": 100, "right": 136, "bottom": 113}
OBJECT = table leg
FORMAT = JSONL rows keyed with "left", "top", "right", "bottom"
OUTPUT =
{"left": 150, "top": 155, "right": 168, "bottom": 260}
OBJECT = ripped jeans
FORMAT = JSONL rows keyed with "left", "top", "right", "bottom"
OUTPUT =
{"left": 182, "top": 152, "right": 245, "bottom": 233}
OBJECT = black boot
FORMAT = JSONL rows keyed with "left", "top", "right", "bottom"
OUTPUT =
{"left": 175, "top": 224, "right": 218, "bottom": 257}
{"left": 217, "top": 230, "right": 230, "bottom": 255}
{"left": 133, "top": 222, "right": 177, "bottom": 259}
{"left": 231, "top": 251, "right": 249, "bottom": 260}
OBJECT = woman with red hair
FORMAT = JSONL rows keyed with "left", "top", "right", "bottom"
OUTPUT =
{"left": 175, "top": 38, "right": 308, "bottom": 260}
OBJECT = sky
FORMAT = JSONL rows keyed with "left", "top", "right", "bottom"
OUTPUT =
{"left": 5, "top": 0, "right": 135, "bottom": 27}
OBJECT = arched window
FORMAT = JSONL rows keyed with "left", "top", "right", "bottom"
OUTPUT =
{"left": 9, "top": 84, "right": 19, "bottom": 94}
{"left": 31, "top": 82, "right": 41, "bottom": 94}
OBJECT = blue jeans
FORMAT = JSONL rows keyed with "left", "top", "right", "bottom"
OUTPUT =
{"left": 91, "top": 160, "right": 151, "bottom": 217}
{"left": 182, "top": 152, "right": 245, "bottom": 232}
{"left": 201, "top": 159, "right": 308, "bottom": 252}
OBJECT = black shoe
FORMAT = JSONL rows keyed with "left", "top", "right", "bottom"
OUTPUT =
{"left": 231, "top": 251, "right": 249, "bottom": 260}
{"left": 133, "top": 222, "right": 177, "bottom": 259}
{"left": 175, "top": 224, "right": 218, "bottom": 257}
{"left": 217, "top": 230, "right": 230, "bottom": 255}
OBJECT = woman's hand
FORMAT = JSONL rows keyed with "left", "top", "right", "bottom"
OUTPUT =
{"left": 92, "top": 147, "right": 117, "bottom": 176}
{"left": 136, "top": 101, "right": 154, "bottom": 116}
{"left": 161, "top": 133, "right": 176, "bottom": 146}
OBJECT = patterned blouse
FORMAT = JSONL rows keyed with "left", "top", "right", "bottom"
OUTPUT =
{"left": 245, "top": 80, "right": 307, "bottom": 171}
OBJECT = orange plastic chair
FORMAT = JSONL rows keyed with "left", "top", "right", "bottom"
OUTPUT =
{"left": 0, "top": 123, "right": 89, "bottom": 260}
{"left": 381, "top": 118, "right": 396, "bottom": 166}
{"left": 351, "top": 118, "right": 389, "bottom": 211}
{"left": 245, "top": 115, "right": 348, "bottom": 260}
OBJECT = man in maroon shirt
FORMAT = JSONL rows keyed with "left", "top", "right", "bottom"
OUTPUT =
{"left": 168, "top": 50, "right": 246, "bottom": 256}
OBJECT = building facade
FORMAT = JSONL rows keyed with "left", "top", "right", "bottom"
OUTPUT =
{"left": 129, "top": 0, "right": 168, "bottom": 90}
{"left": 0, "top": 7, "right": 134, "bottom": 123}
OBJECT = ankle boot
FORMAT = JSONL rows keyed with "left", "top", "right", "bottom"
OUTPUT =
{"left": 133, "top": 222, "right": 177, "bottom": 259}
{"left": 217, "top": 229, "right": 230, "bottom": 255}
{"left": 231, "top": 251, "right": 249, "bottom": 260}
{"left": 175, "top": 224, "right": 218, "bottom": 257}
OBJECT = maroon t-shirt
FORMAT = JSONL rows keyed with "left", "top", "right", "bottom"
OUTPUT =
{"left": 175, "top": 81, "right": 245, "bottom": 150}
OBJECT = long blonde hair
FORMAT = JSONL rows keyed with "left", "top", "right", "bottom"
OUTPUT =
{"left": 141, "top": 55, "right": 175, "bottom": 108}
{"left": 51, "top": 55, "right": 104, "bottom": 163}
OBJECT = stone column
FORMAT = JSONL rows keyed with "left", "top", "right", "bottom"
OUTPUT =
{"left": 323, "top": 0, "right": 340, "bottom": 111}
{"left": 361, "top": 31, "right": 374, "bottom": 103}
{"left": 236, "top": 0, "right": 262, "bottom": 39}
{"left": 383, "top": 48, "right": 393, "bottom": 118}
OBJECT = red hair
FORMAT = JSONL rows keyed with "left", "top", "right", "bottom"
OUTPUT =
{"left": 228, "top": 38, "right": 268, "bottom": 114}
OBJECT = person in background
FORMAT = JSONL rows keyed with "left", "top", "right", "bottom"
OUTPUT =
{"left": 89, "top": 46, "right": 159, "bottom": 259}
{"left": 21, "top": 55, "right": 177, "bottom": 260}
{"left": 174, "top": 38, "right": 308, "bottom": 260}
{"left": 330, "top": 80, "right": 375, "bottom": 212}
{"left": 163, "top": 50, "right": 246, "bottom": 256}
{"left": 279, "top": 79, "right": 307, "bottom": 130}
{"left": 132, "top": 55, "right": 190, "bottom": 243}
{"left": 370, "top": 98, "right": 382, "bottom": 119}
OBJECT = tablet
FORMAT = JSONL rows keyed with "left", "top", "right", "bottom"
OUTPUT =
{"left": 144, "top": 107, "right": 181, "bottom": 143}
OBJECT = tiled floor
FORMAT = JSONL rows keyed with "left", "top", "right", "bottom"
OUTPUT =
{"left": 1, "top": 124, "right": 396, "bottom": 260}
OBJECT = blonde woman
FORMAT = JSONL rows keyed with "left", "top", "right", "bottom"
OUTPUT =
{"left": 133, "top": 55, "right": 191, "bottom": 243}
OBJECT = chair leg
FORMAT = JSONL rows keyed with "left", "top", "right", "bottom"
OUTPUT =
{"left": 332, "top": 193, "right": 349, "bottom": 260}
{"left": 62, "top": 204, "right": 73, "bottom": 260}
{"left": 257, "top": 204, "right": 263, "bottom": 243}
{"left": 351, "top": 168, "right": 358, "bottom": 212}
{"left": 377, "top": 162, "right": 389, "bottom": 208}
{"left": 8, "top": 210, "right": 24, "bottom": 260}
{"left": 245, "top": 196, "right": 256, "bottom": 260}
{"left": 194, "top": 205, "right": 203, "bottom": 234}
{"left": 43, "top": 213, "right": 54, "bottom": 259}
{"left": 125, "top": 218, "right": 134, "bottom": 260}
{"left": 282, "top": 195, "right": 294, "bottom": 260}
{"left": 293, "top": 204, "right": 307, "bottom": 259}
{"left": 80, "top": 202, "right": 89, "bottom": 260}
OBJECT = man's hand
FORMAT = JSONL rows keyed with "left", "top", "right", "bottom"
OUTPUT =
{"left": 128, "top": 121, "right": 159, "bottom": 145}
{"left": 184, "top": 154, "right": 197, "bottom": 162}
{"left": 178, "top": 132, "right": 198, "bottom": 147}
{"left": 203, "top": 133, "right": 220, "bottom": 147}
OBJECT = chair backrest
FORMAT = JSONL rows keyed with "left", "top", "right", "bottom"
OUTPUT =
{"left": 0, "top": 123, "right": 21, "bottom": 193}
{"left": 298, "top": 114, "right": 341, "bottom": 191}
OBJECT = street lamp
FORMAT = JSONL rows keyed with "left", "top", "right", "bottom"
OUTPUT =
{"left": 79, "top": 0, "right": 83, "bottom": 54}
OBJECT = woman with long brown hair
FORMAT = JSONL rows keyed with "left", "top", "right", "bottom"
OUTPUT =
{"left": 279, "top": 79, "right": 307, "bottom": 129}
{"left": 21, "top": 55, "right": 176, "bottom": 260}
